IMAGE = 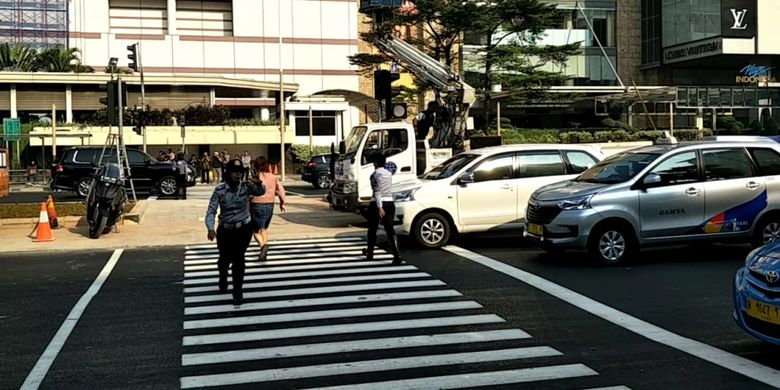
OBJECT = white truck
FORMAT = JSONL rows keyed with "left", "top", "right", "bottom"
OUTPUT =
{"left": 330, "top": 2, "right": 476, "bottom": 213}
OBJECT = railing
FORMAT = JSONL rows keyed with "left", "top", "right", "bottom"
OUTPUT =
{"left": 8, "top": 169, "right": 52, "bottom": 185}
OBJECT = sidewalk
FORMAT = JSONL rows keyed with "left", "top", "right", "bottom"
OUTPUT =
{"left": 0, "top": 183, "right": 367, "bottom": 254}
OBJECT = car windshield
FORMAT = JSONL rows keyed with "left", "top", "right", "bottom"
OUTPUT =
{"left": 421, "top": 153, "right": 479, "bottom": 180}
{"left": 575, "top": 152, "right": 660, "bottom": 184}
{"left": 344, "top": 126, "right": 367, "bottom": 155}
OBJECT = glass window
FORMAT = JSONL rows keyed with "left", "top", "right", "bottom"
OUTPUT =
{"left": 126, "top": 149, "right": 147, "bottom": 164}
{"left": 517, "top": 153, "right": 566, "bottom": 178}
{"left": 73, "top": 149, "right": 98, "bottom": 164}
{"left": 564, "top": 151, "right": 599, "bottom": 173}
{"left": 751, "top": 148, "right": 780, "bottom": 175}
{"left": 650, "top": 151, "right": 699, "bottom": 185}
{"left": 472, "top": 154, "right": 513, "bottom": 182}
{"left": 703, "top": 149, "right": 753, "bottom": 180}
{"left": 577, "top": 152, "right": 660, "bottom": 184}
{"left": 422, "top": 153, "right": 479, "bottom": 180}
{"left": 361, "top": 129, "right": 409, "bottom": 165}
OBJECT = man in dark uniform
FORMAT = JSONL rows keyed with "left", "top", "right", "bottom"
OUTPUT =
{"left": 205, "top": 159, "right": 266, "bottom": 305}
{"left": 175, "top": 152, "right": 188, "bottom": 200}
{"left": 362, "top": 153, "right": 403, "bottom": 265}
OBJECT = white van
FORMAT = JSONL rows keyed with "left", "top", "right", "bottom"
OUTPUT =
{"left": 392, "top": 144, "right": 605, "bottom": 248}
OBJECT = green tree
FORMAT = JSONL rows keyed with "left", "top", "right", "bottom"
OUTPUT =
{"left": 36, "top": 46, "right": 93, "bottom": 73}
{"left": 0, "top": 43, "right": 38, "bottom": 71}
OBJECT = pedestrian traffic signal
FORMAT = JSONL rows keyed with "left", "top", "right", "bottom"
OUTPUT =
{"left": 127, "top": 43, "right": 138, "bottom": 72}
{"left": 374, "top": 69, "right": 402, "bottom": 120}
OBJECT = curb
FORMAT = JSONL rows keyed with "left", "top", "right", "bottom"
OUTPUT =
{"left": 0, "top": 199, "right": 150, "bottom": 226}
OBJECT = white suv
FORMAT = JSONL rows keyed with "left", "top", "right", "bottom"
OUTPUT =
{"left": 392, "top": 144, "right": 605, "bottom": 248}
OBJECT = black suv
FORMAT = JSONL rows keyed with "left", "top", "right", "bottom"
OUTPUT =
{"left": 301, "top": 154, "right": 332, "bottom": 189}
{"left": 51, "top": 147, "right": 195, "bottom": 196}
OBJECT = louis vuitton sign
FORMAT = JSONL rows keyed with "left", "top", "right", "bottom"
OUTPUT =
{"left": 722, "top": 0, "right": 757, "bottom": 38}
{"left": 663, "top": 38, "right": 722, "bottom": 65}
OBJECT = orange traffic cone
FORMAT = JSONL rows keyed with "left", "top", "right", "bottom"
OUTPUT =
{"left": 33, "top": 202, "right": 55, "bottom": 242}
{"left": 46, "top": 195, "right": 59, "bottom": 229}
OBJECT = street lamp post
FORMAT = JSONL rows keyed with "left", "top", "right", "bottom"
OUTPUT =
{"left": 278, "top": 0, "right": 285, "bottom": 181}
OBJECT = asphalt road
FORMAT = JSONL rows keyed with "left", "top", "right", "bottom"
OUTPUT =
{"left": 1, "top": 236, "right": 778, "bottom": 389}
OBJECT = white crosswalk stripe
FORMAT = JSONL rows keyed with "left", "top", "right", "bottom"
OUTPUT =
{"left": 179, "top": 237, "right": 629, "bottom": 389}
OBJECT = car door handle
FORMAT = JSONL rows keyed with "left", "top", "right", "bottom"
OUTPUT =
{"left": 746, "top": 181, "right": 761, "bottom": 190}
{"left": 400, "top": 166, "right": 411, "bottom": 172}
{"left": 500, "top": 184, "right": 513, "bottom": 190}
{"left": 685, "top": 187, "right": 701, "bottom": 196}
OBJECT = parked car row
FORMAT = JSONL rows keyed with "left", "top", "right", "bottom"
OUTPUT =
{"left": 51, "top": 146, "right": 196, "bottom": 196}
{"left": 389, "top": 136, "right": 780, "bottom": 348}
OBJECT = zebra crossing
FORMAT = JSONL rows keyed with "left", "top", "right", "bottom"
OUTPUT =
{"left": 180, "top": 237, "right": 629, "bottom": 389}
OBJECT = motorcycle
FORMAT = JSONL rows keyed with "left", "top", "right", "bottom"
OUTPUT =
{"left": 86, "top": 163, "right": 127, "bottom": 239}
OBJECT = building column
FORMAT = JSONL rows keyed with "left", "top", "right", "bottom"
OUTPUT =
{"left": 627, "top": 103, "right": 633, "bottom": 127}
{"left": 260, "top": 108, "right": 270, "bottom": 121}
{"left": 695, "top": 108, "right": 704, "bottom": 130}
{"left": 209, "top": 87, "right": 216, "bottom": 107}
{"left": 10, "top": 84, "right": 17, "bottom": 118}
{"left": 65, "top": 85, "right": 73, "bottom": 124}
{"left": 167, "top": 0, "right": 177, "bottom": 35}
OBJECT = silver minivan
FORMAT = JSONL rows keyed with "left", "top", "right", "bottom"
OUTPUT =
{"left": 525, "top": 141, "right": 780, "bottom": 265}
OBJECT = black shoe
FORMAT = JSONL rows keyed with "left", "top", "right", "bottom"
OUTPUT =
{"left": 232, "top": 290, "right": 243, "bottom": 306}
{"left": 362, "top": 248, "right": 373, "bottom": 261}
{"left": 260, "top": 244, "right": 269, "bottom": 262}
{"left": 392, "top": 257, "right": 404, "bottom": 265}
{"left": 218, "top": 277, "right": 228, "bottom": 293}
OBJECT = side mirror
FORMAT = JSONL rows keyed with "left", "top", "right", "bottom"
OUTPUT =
{"left": 144, "top": 158, "right": 151, "bottom": 166}
{"left": 338, "top": 141, "right": 346, "bottom": 155}
{"left": 642, "top": 173, "right": 662, "bottom": 186}
{"left": 458, "top": 172, "right": 475, "bottom": 185}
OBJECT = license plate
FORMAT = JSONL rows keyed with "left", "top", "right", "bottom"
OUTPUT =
{"left": 527, "top": 223, "right": 543, "bottom": 237}
{"left": 747, "top": 298, "right": 780, "bottom": 325}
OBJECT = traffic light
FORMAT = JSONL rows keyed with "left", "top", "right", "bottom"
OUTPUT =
{"left": 99, "top": 81, "right": 118, "bottom": 125}
{"left": 132, "top": 109, "right": 145, "bottom": 136}
{"left": 374, "top": 69, "right": 402, "bottom": 120}
{"left": 127, "top": 43, "right": 138, "bottom": 72}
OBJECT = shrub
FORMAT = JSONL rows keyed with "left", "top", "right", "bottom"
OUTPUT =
{"left": 764, "top": 119, "right": 778, "bottom": 135}
{"left": 750, "top": 120, "right": 763, "bottom": 133}
{"left": 600, "top": 118, "right": 616, "bottom": 128}
{"left": 717, "top": 116, "right": 744, "bottom": 134}
{"left": 290, "top": 144, "right": 331, "bottom": 163}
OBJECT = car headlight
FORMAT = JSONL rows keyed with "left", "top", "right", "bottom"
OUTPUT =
{"left": 343, "top": 181, "right": 357, "bottom": 194}
{"left": 557, "top": 194, "right": 593, "bottom": 210}
{"left": 745, "top": 247, "right": 762, "bottom": 267}
{"left": 393, "top": 188, "right": 419, "bottom": 202}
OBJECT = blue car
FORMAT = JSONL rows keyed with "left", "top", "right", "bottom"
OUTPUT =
{"left": 733, "top": 242, "right": 780, "bottom": 345}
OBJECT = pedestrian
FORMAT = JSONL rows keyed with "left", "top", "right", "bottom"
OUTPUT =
{"left": 175, "top": 152, "right": 188, "bottom": 199}
{"left": 205, "top": 159, "right": 266, "bottom": 305}
{"left": 413, "top": 101, "right": 437, "bottom": 140}
{"left": 26, "top": 161, "right": 39, "bottom": 183}
{"left": 200, "top": 152, "right": 212, "bottom": 184}
{"left": 221, "top": 150, "right": 231, "bottom": 180}
{"left": 363, "top": 153, "right": 403, "bottom": 265}
{"left": 167, "top": 148, "right": 176, "bottom": 161}
{"left": 250, "top": 156, "right": 286, "bottom": 262}
{"left": 212, "top": 151, "right": 222, "bottom": 182}
{"left": 189, "top": 153, "right": 199, "bottom": 181}
{"left": 241, "top": 151, "right": 252, "bottom": 181}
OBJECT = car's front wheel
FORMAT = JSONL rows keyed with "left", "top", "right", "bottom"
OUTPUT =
{"left": 314, "top": 172, "right": 331, "bottom": 189}
{"left": 753, "top": 215, "right": 780, "bottom": 247}
{"left": 158, "top": 176, "right": 178, "bottom": 196}
{"left": 76, "top": 177, "right": 93, "bottom": 197}
{"left": 413, "top": 212, "right": 451, "bottom": 249}
{"left": 588, "top": 223, "right": 635, "bottom": 265}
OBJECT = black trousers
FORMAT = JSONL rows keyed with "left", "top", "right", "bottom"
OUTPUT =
{"left": 367, "top": 201, "right": 400, "bottom": 259}
{"left": 216, "top": 224, "right": 253, "bottom": 294}
{"left": 177, "top": 173, "right": 187, "bottom": 199}
{"left": 201, "top": 168, "right": 210, "bottom": 183}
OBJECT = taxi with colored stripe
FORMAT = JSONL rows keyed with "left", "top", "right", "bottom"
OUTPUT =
{"left": 525, "top": 137, "right": 780, "bottom": 265}
{"left": 734, "top": 241, "right": 780, "bottom": 346}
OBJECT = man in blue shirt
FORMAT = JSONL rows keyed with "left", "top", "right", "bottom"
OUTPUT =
{"left": 205, "top": 159, "right": 265, "bottom": 305}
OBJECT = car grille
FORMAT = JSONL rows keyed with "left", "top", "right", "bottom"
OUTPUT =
{"left": 749, "top": 270, "right": 780, "bottom": 288}
{"left": 526, "top": 203, "right": 562, "bottom": 225}
{"left": 743, "top": 312, "right": 780, "bottom": 339}
{"left": 747, "top": 279, "right": 780, "bottom": 299}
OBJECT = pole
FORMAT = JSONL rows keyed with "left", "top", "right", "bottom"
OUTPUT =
{"left": 138, "top": 41, "right": 147, "bottom": 153}
{"left": 496, "top": 101, "right": 501, "bottom": 136}
{"left": 309, "top": 105, "right": 313, "bottom": 153}
{"left": 51, "top": 104, "right": 57, "bottom": 162}
{"left": 669, "top": 102, "right": 674, "bottom": 136}
{"left": 576, "top": 1, "right": 624, "bottom": 89}
{"left": 117, "top": 75, "right": 124, "bottom": 139}
{"left": 278, "top": 0, "right": 285, "bottom": 181}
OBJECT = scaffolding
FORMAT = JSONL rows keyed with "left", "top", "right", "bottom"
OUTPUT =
{"left": 0, "top": 0, "right": 68, "bottom": 49}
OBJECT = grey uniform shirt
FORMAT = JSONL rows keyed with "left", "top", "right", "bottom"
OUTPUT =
{"left": 370, "top": 167, "right": 393, "bottom": 208}
{"left": 205, "top": 181, "right": 265, "bottom": 231}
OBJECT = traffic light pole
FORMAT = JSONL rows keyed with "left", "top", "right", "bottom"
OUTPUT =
{"left": 137, "top": 42, "right": 147, "bottom": 153}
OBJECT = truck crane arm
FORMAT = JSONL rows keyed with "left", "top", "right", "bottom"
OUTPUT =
{"left": 368, "top": 28, "right": 475, "bottom": 150}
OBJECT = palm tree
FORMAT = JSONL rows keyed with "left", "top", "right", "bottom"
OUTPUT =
{"left": 36, "top": 46, "right": 93, "bottom": 73}
{"left": 0, "top": 43, "right": 39, "bottom": 71}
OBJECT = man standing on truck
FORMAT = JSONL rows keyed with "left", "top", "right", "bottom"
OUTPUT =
{"left": 362, "top": 153, "right": 403, "bottom": 265}
{"left": 413, "top": 101, "right": 437, "bottom": 140}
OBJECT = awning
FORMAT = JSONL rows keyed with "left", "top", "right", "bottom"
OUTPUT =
{"left": 314, "top": 89, "right": 381, "bottom": 122}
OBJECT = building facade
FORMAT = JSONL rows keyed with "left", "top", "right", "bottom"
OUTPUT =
{"left": 2, "top": 0, "right": 366, "bottom": 157}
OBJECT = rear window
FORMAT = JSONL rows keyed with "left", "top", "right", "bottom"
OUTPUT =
{"left": 750, "top": 148, "right": 780, "bottom": 175}
{"left": 72, "top": 149, "right": 99, "bottom": 164}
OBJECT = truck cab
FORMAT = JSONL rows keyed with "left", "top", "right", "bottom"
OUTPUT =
{"left": 330, "top": 123, "right": 452, "bottom": 212}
